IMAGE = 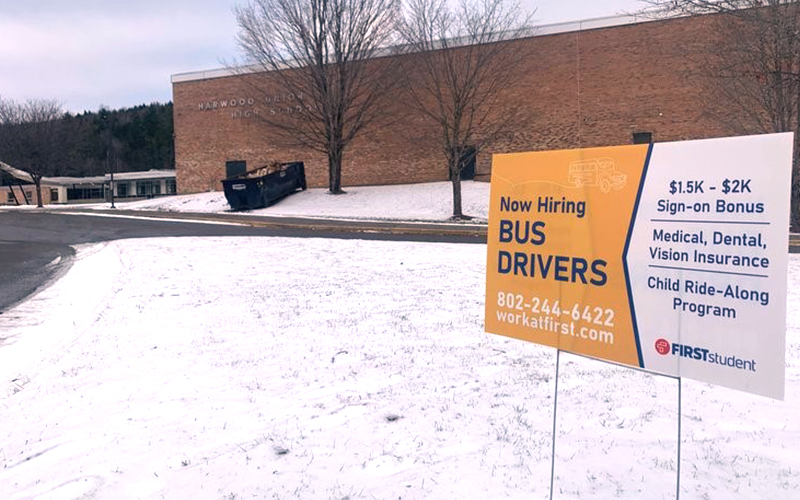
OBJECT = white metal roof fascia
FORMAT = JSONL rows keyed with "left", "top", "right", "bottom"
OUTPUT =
{"left": 0, "top": 161, "right": 34, "bottom": 183}
{"left": 46, "top": 175, "right": 106, "bottom": 185}
{"left": 12, "top": 170, "right": 176, "bottom": 187}
{"left": 170, "top": 12, "right": 658, "bottom": 84}
{"left": 1, "top": 164, "right": 175, "bottom": 186}
{"left": 103, "top": 170, "right": 176, "bottom": 181}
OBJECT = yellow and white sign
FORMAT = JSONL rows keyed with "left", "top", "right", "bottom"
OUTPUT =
{"left": 485, "top": 134, "right": 792, "bottom": 399}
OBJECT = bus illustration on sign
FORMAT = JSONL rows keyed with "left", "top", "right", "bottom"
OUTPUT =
{"left": 568, "top": 157, "right": 627, "bottom": 192}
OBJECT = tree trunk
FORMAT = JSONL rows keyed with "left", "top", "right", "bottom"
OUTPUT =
{"left": 792, "top": 107, "right": 800, "bottom": 231}
{"left": 450, "top": 161, "right": 463, "bottom": 219}
{"left": 328, "top": 148, "right": 345, "bottom": 194}
{"left": 792, "top": 153, "right": 800, "bottom": 230}
{"left": 33, "top": 177, "right": 43, "bottom": 208}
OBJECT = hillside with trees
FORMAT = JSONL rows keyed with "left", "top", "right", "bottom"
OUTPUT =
{"left": 0, "top": 100, "right": 174, "bottom": 179}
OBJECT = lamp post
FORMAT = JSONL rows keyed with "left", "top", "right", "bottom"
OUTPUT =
{"left": 100, "top": 108, "right": 115, "bottom": 208}
{"left": 109, "top": 150, "right": 115, "bottom": 209}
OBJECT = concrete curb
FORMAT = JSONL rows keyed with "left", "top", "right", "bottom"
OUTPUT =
{"left": 47, "top": 208, "right": 490, "bottom": 239}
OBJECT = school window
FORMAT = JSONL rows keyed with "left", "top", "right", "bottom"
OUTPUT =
{"left": 137, "top": 181, "right": 160, "bottom": 196}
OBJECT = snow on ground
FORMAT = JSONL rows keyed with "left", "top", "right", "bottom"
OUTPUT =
{"left": 0, "top": 235, "right": 798, "bottom": 500}
{"left": 43, "top": 181, "right": 491, "bottom": 223}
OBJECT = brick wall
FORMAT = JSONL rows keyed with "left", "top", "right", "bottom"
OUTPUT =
{"left": 1, "top": 184, "right": 56, "bottom": 206}
{"left": 173, "top": 14, "right": 734, "bottom": 194}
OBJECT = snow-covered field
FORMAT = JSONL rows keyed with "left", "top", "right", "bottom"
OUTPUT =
{"left": 0, "top": 232, "right": 798, "bottom": 499}
{"left": 42, "top": 181, "right": 491, "bottom": 223}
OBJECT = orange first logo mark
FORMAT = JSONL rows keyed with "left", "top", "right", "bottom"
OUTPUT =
{"left": 485, "top": 145, "right": 650, "bottom": 368}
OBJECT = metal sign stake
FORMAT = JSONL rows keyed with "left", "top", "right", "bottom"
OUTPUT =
{"left": 549, "top": 349, "right": 561, "bottom": 500}
{"left": 677, "top": 377, "right": 682, "bottom": 500}
{"left": 547, "top": 350, "right": 683, "bottom": 500}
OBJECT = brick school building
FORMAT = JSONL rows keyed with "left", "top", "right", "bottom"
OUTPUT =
{"left": 172, "top": 12, "right": 735, "bottom": 194}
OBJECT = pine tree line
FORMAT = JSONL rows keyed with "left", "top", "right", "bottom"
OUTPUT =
{"left": 0, "top": 101, "right": 174, "bottom": 178}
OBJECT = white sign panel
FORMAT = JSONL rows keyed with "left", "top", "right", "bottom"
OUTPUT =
{"left": 628, "top": 133, "right": 792, "bottom": 399}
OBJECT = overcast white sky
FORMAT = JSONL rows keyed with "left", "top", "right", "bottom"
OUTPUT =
{"left": 0, "top": 0, "right": 643, "bottom": 114}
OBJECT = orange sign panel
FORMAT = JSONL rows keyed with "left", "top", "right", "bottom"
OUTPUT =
{"left": 485, "top": 145, "right": 650, "bottom": 367}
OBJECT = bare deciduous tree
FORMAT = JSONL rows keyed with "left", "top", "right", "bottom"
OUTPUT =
{"left": 234, "top": 0, "right": 400, "bottom": 194}
{"left": 0, "top": 96, "right": 64, "bottom": 207}
{"left": 641, "top": 0, "right": 800, "bottom": 228}
{"left": 395, "top": 0, "right": 534, "bottom": 219}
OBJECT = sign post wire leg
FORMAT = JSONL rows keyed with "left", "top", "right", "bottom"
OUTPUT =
{"left": 549, "top": 349, "right": 561, "bottom": 500}
{"left": 677, "top": 377, "right": 682, "bottom": 500}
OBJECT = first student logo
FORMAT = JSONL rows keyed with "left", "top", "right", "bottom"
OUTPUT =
{"left": 655, "top": 338, "right": 670, "bottom": 355}
{"left": 653, "top": 337, "right": 756, "bottom": 373}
